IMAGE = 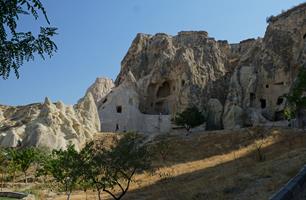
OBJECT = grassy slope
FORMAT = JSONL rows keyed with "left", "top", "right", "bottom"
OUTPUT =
{"left": 54, "top": 127, "right": 306, "bottom": 200}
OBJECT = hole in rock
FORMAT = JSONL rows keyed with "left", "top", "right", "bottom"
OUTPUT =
{"left": 156, "top": 82, "right": 171, "bottom": 98}
{"left": 116, "top": 106, "right": 122, "bottom": 113}
{"left": 260, "top": 99, "right": 267, "bottom": 109}
{"left": 277, "top": 97, "right": 284, "bottom": 105}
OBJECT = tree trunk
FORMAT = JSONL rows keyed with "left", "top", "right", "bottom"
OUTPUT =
{"left": 13, "top": 172, "right": 15, "bottom": 189}
{"left": 97, "top": 189, "right": 102, "bottom": 200}
{"left": 1, "top": 172, "right": 3, "bottom": 191}
{"left": 66, "top": 191, "right": 71, "bottom": 200}
{"left": 24, "top": 171, "right": 27, "bottom": 185}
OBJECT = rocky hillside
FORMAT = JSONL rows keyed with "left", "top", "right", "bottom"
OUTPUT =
{"left": 0, "top": 93, "right": 100, "bottom": 150}
{"left": 99, "top": 2, "right": 306, "bottom": 131}
{"left": 0, "top": 3, "right": 305, "bottom": 148}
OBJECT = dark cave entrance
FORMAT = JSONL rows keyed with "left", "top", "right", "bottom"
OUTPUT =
{"left": 260, "top": 99, "right": 266, "bottom": 109}
{"left": 156, "top": 81, "right": 171, "bottom": 98}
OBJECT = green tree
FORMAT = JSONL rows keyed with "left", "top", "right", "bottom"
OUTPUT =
{"left": 0, "top": 148, "right": 8, "bottom": 191}
{"left": 15, "top": 147, "right": 39, "bottom": 185}
{"left": 79, "top": 141, "right": 109, "bottom": 200}
{"left": 285, "top": 68, "right": 306, "bottom": 127}
{"left": 0, "top": 0, "right": 57, "bottom": 79}
{"left": 174, "top": 106, "right": 206, "bottom": 133}
{"left": 103, "top": 133, "right": 151, "bottom": 200}
{"left": 6, "top": 148, "right": 21, "bottom": 188}
{"left": 45, "top": 144, "right": 80, "bottom": 200}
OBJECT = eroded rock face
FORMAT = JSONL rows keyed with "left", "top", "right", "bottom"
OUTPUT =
{"left": 108, "top": 3, "right": 306, "bottom": 131}
{"left": 0, "top": 93, "right": 100, "bottom": 150}
{"left": 115, "top": 31, "right": 234, "bottom": 115}
{"left": 223, "top": 3, "right": 306, "bottom": 127}
{"left": 86, "top": 77, "right": 114, "bottom": 105}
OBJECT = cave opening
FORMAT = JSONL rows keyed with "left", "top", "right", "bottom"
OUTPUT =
{"left": 116, "top": 106, "right": 122, "bottom": 113}
{"left": 181, "top": 80, "right": 185, "bottom": 86}
{"left": 260, "top": 99, "right": 266, "bottom": 109}
{"left": 155, "top": 101, "right": 169, "bottom": 115}
{"left": 156, "top": 81, "right": 171, "bottom": 98}
{"left": 303, "top": 33, "right": 306, "bottom": 39}
{"left": 276, "top": 97, "right": 284, "bottom": 105}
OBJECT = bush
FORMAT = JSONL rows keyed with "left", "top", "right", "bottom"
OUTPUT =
{"left": 173, "top": 106, "right": 206, "bottom": 132}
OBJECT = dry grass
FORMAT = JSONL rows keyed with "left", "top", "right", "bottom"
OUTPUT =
{"left": 52, "top": 128, "right": 306, "bottom": 200}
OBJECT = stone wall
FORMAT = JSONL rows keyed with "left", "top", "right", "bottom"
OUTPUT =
{"left": 99, "top": 71, "right": 171, "bottom": 134}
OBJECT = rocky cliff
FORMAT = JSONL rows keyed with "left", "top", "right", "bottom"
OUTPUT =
{"left": 95, "top": 2, "right": 306, "bottom": 131}
{"left": 1, "top": 3, "right": 305, "bottom": 146}
{"left": 0, "top": 93, "right": 100, "bottom": 150}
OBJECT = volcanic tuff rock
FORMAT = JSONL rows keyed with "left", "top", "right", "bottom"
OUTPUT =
{"left": 93, "top": 3, "right": 306, "bottom": 132}
{"left": 86, "top": 77, "right": 114, "bottom": 105}
{"left": 1, "top": 3, "right": 305, "bottom": 144}
{"left": 0, "top": 93, "right": 100, "bottom": 150}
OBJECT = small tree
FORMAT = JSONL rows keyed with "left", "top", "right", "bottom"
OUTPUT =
{"left": 150, "top": 136, "right": 174, "bottom": 163}
{"left": 6, "top": 148, "right": 21, "bottom": 188}
{"left": 285, "top": 68, "right": 306, "bottom": 127}
{"left": 45, "top": 144, "right": 81, "bottom": 200}
{"left": 15, "top": 147, "right": 39, "bottom": 185}
{"left": 0, "top": 148, "right": 8, "bottom": 191}
{"left": 174, "top": 106, "right": 206, "bottom": 134}
{"left": 79, "top": 141, "right": 108, "bottom": 200}
{"left": 103, "top": 133, "right": 151, "bottom": 200}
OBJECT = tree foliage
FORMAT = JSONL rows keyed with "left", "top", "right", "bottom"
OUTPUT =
{"left": 78, "top": 141, "right": 109, "bottom": 200}
{"left": 14, "top": 147, "right": 39, "bottom": 185}
{"left": 174, "top": 106, "right": 206, "bottom": 130}
{"left": 103, "top": 133, "right": 151, "bottom": 200}
{"left": 285, "top": 68, "right": 306, "bottom": 119}
{"left": 0, "top": 133, "right": 151, "bottom": 200}
{"left": 0, "top": 0, "right": 57, "bottom": 79}
{"left": 79, "top": 133, "right": 151, "bottom": 200}
{"left": 44, "top": 144, "right": 80, "bottom": 200}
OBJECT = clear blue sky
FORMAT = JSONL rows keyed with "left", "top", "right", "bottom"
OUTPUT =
{"left": 0, "top": 0, "right": 304, "bottom": 106}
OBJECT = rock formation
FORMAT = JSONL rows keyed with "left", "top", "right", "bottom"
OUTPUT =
{"left": 86, "top": 77, "right": 114, "bottom": 105}
{"left": 92, "top": 3, "right": 306, "bottom": 132}
{"left": 0, "top": 93, "right": 100, "bottom": 150}
{"left": 1, "top": 3, "right": 305, "bottom": 145}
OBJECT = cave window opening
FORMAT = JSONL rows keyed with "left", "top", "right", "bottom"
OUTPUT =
{"left": 265, "top": 84, "right": 269, "bottom": 88}
{"left": 277, "top": 97, "right": 284, "bottom": 105}
{"left": 303, "top": 33, "right": 306, "bottom": 39}
{"left": 116, "top": 106, "right": 122, "bottom": 113}
{"left": 260, "top": 99, "right": 266, "bottom": 109}
{"left": 250, "top": 93, "right": 256, "bottom": 107}
{"left": 181, "top": 80, "right": 185, "bottom": 87}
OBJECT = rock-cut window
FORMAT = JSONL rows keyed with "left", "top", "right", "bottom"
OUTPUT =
{"left": 260, "top": 99, "right": 266, "bottom": 109}
{"left": 276, "top": 97, "right": 284, "bottom": 105}
{"left": 116, "top": 106, "right": 122, "bottom": 113}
